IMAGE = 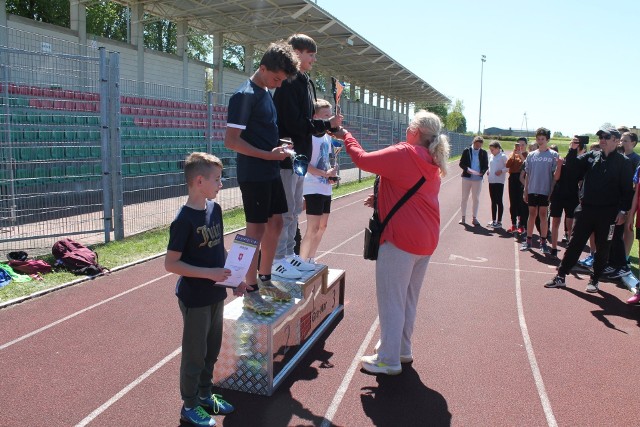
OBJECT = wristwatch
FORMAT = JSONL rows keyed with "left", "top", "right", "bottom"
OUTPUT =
{"left": 620, "top": 211, "right": 628, "bottom": 216}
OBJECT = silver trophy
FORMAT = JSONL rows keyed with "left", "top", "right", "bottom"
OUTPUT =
{"left": 280, "top": 138, "right": 309, "bottom": 176}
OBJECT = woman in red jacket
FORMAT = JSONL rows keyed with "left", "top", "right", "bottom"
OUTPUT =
{"left": 332, "top": 110, "right": 449, "bottom": 375}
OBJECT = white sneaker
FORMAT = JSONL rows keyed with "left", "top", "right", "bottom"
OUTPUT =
{"left": 272, "top": 260, "right": 302, "bottom": 279}
{"left": 360, "top": 354, "right": 402, "bottom": 375}
{"left": 286, "top": 254, "right": 316, "bottom": 271}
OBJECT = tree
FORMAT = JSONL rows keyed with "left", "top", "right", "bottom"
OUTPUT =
{"left": 552, "top": 131, "right": 564, "bottom": 138}
{"left": 445, "top": 99, "right": 467, "bottom": 133}
{"left": 86, "top": 1, "right": 127, "bottom": 42}
{"left": 415, "top": 102, "right": 447, "bottom": 123}
{"left": 6, "top": 0, "right": 69, "bottom": 26}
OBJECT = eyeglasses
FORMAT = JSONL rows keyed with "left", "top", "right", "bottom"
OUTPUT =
{"left": 598, "top": 134, "right": 612, "bottom": 140}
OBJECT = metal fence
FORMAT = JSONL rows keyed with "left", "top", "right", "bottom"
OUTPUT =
{"left": 0, "top": 32, "right": 470, "bottom": 258}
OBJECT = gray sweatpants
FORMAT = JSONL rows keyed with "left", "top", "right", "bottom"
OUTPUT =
{"left": 178, "top": 299, "right": 224, "bottom": 409}
{"left": 275, "top": 169, "right": 305, "bottom": 259}
{"left": 375, "top": 241, "right": 431, "bottom": 366}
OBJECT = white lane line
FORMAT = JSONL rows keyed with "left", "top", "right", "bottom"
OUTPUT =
{"left": 513, "top": 242, "right": 558, "bottom": 427}
{"left": 321, "top": 317, "right": 379, "bottom": 427}
{"left": 75, "top": 347, "right": 182, "bottom": 427}
{"left": 0, "top": 274, "right": 172, "bottom": 351}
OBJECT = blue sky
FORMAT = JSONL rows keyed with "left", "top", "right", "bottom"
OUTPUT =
{"left": 315, "top": 0, "right": 639, "bottom": 136}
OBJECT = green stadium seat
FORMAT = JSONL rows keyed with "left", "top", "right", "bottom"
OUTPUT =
{"left": 49, "top": 165, "right": 64, "bottom": 182}
{"left": 75, "top": 116, "right": 87, "bottom": 126}
{"left": 15, "top": 168, "right": 30, "bottom": 186}
{"left": 22, "top": 130, "right": 38, "bottom": 143}
{"left": 65, "top": 146, "right": 80, "bottom": 159}
{"left": 87, "top": 116, "right": 99, "bottom": 126}
{"left": 36, "top": 147, "right": 51, "bottom": 161}
{"left": 128, "top": 163, "right": 140, "bottom": 175}
{"left": 39, "top": 114, "right": 54, "bottom": 125}
{"left": 76, "top": 130, "right": 90, "bottom": 141}
{"left": 79, "top": 163, "right": 92, "bottom": 177}
{"left": 52, "top": 114, "right": 64, "bottom": 124}
{"left": 159, "top": 161, "right": 170, "bottom": 171}
{"left": 65, "top": 165, "right": 80, "bottom": 181}
{"left": 19, "top": 147, "right": 33, "bottom": 161}
{"left": 89, "top": 130, "right": 100, "bottom": 141}
{"left": 33, "top": 166, "right": 48, "bottom": 184}
{"left": 140, "top": 162, "right": 150, "bottom": 174}
{"left": 90, "top": 145, "right": 101, "bottom": 157}
{"left": 78, "top": 146, "right": 91, "bottom": 158}
{"left": 51, "top": 146, "right": 65, "bottom": 159}
{"left": 149, "top": 162, "right": 160, "bottom": 173}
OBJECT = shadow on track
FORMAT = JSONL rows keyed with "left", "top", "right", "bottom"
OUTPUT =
{"left": 360, "top": 365, "right": 451, "bottom": 427}
{"left": 564, "top": 287, "right": 640, "bottom": 332}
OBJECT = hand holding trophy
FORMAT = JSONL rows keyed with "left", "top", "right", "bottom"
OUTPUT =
{"left": 279, "top": 138, "right": 309, "bottom": 176}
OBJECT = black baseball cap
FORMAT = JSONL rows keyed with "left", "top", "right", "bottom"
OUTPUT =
{"left": 596, "top": 127, "right": 621, "bottom": 138}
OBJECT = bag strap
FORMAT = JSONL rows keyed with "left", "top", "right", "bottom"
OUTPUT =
{"left": 374, "top": 176, "right": 426, "bottom": 232}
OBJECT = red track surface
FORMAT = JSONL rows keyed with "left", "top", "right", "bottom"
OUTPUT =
{"left": 2, "top": 167, "right": 639, "bottom": 427}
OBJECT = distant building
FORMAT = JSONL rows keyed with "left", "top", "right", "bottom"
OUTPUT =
{"left": 484, "top": 127, "right": 532, "bottom": 137}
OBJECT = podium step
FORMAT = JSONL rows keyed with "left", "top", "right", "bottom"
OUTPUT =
{"left": 214, "top": 265, "right": 345, "bottom": 395}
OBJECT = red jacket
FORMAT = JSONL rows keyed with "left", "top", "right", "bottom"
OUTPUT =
{"left": 344, "top": 132, "right": 441, "bottom": 255}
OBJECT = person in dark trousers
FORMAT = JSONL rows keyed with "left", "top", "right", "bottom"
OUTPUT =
{"left": 605, "top": 131, "right": 640, "bottom": 278}
{"left": 272, "top": 33, "right": 342, "bottom": 279}
{"left": 505, "top": 137, "right": 527, "bottom": 233}
{"left": 165, "top": 153, "right": 249, "bottom": 427}
{"left": 549, "top": 136, "right": 586, "bottom": 258}
{"left": 544, "top": 127, "right": 634, "bottom": 293}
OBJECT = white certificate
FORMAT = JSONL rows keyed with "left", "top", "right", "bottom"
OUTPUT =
{"left": 467, "top": 167, "right": 481, "bottom": 176}
{"left": 218, "top": 235, "right": 258, "bottom": 288}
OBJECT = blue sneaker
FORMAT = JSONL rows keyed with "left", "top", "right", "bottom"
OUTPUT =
{"left": 578, "top": 254, "right": 594, "bottom": 268}
{"left": 181, "top": 406, "right": 216, "bottom": 426}
{"left": 199, "top": 394, "right": 235, "bottom": 415}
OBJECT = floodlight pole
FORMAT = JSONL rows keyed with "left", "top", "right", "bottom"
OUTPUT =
{"left": 478, "top": 54, "right": 486, "bottom": 135}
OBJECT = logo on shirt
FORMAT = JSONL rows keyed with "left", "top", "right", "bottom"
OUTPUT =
{"left": 197, "top": 222, "right": 222, "bottom": 248}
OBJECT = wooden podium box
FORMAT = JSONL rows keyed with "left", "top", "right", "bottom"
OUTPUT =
{"left": 213, "top": 265, "right": 345, "bottom": 396}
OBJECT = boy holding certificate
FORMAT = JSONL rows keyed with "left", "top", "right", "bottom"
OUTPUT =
{"left": 165, "top": 152, "right": 249, "bottom": 427}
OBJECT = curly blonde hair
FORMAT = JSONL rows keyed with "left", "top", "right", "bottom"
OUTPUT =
{"left": 409, "top": 110, "right": 450, "bottom": 176}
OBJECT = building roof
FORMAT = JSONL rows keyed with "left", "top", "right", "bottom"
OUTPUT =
{"left": 114, "top": 0, "right": 449, "bottom": 106}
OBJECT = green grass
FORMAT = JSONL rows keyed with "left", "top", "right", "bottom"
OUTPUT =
{"left": 0, "top": 176, "right": 376, "bottom": 303}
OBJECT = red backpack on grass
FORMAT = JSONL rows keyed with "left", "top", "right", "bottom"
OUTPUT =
{"left": 52, "top": 238, "right": 108, "bottom": 276}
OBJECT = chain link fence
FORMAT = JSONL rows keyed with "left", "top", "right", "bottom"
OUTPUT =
{"left": 0, "top": 27, "right": 468, "bottom": 257}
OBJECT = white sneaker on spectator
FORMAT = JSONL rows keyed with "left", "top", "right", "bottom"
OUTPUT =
{"left": 272, "top": 260, "right": 302, "bottom": 279}
{"left": 286, "top": 254, "right": 316, "bottom": 271}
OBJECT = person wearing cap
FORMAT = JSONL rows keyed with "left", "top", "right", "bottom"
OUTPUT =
{"left": 544, "top": 127, "right": 634, "bottom": 293}
{"left": 459, "top": 136, "right": 488, "bottom": 226}
{"left": 505, "top": 137, "right": 528, "bottom": 233}
{"left": 520, "top": 128, "right": 559, "bottom": 254}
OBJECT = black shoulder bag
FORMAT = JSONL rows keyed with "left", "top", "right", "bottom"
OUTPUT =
{"left": 363, "top": 175, "right": 426, "bottom": 260}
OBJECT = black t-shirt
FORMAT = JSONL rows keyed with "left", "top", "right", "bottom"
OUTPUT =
{"left": 227, "top": 79, "right": 280, "bottom": 183}
{"left": 167, "top": 200, "right": 227, "bottom": 307}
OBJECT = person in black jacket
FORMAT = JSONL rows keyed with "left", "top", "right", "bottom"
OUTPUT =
{"left": 272, "top": 34, "right": 342, "bottom": 279}
{"left": 458, "top": 136, "right": 488, "bottom": 226}
{"left": 544, "top": 127, "right": 634, "bottom": 293}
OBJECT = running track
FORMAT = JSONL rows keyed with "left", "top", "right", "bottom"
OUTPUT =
{"left": 2, "top": 164, "right": 640, "bottom": 427}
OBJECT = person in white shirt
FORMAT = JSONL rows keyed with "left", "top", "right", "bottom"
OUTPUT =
{"left": 299, "top": 99, "right": 338, "bottom": 263}
{"left": 487, "top": 141, "right": 508, "bottom": 228}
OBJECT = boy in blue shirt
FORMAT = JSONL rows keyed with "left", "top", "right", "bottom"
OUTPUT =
{"left": 165, "top": 152, "right": 249, "bottom": 427}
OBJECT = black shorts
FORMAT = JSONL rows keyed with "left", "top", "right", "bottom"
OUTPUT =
{"left": 527, "top": 193, "right": 549, "bottom": 207}
{"left": 304, "top": 194, "right": 332, "bottom": 215}
{"left": 240, "top": 178, "right": 288, "bottom": 223}
{"left": 549, "top": 198, "right": 579, "bottom": 218}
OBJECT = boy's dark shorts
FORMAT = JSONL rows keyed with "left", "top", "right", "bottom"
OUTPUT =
{"left": 527, "top": 193, "right": 549, "bottom": 207}
{"left": 240, "top": 178, "right": 288, "bottom": 223}
{"left": 549, "top": 198, "right": 579, "bottom": 218}
{"left": 304, "top": 194, "right": 332, "bottom": 215}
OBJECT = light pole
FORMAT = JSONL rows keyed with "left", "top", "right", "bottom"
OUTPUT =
{"left": 478, "top": 54, "right": 486, "bottom": 135}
